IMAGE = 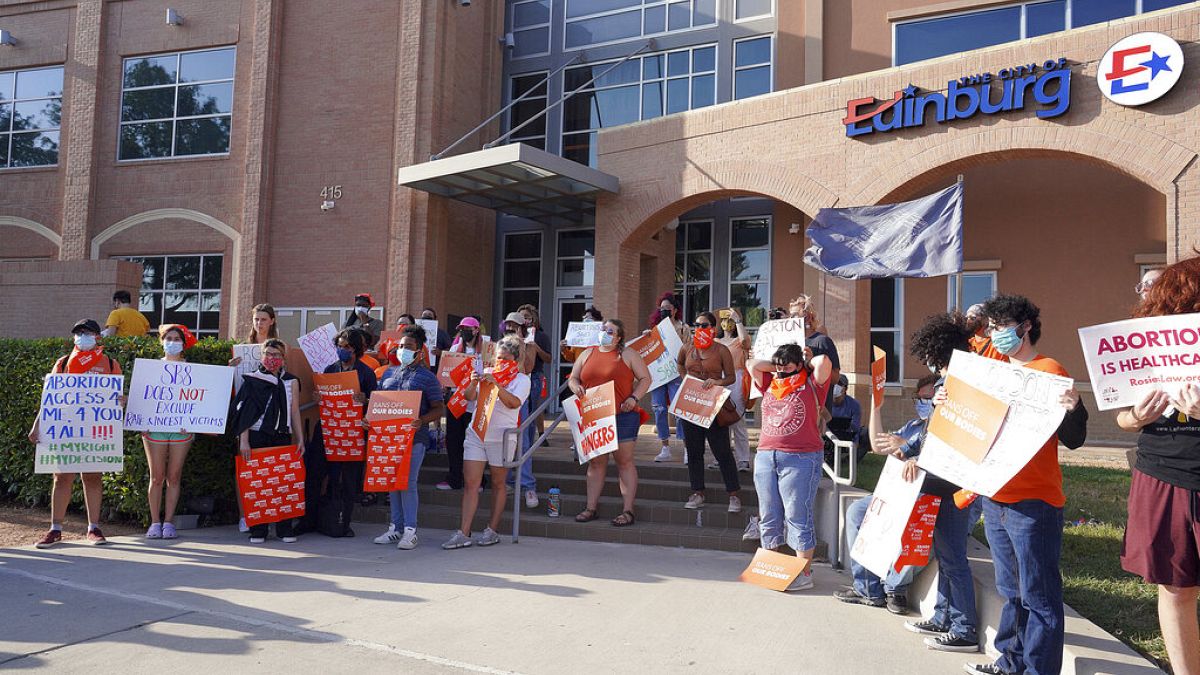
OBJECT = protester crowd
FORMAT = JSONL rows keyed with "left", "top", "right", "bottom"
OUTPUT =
{"left": 24, "top": 254, "right": 1200, "bottom": 675}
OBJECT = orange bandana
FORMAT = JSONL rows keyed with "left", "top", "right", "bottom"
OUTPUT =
{"left": 66, "top": 348, "right": 106, "bottom": 374}
{"left": 492, "top": 358, "right": 520, "bottom": 388}
{"left": 768, "top": 370, "right": 809, "bottom": 401}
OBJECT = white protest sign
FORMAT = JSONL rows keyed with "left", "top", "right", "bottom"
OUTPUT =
{"left": 563, "top": 381, "right": 620, "bottom": 463}
{"left": 35, "top": 373, "right": 125, "bottom": 474}
{"left": 917, "top": 350, "right": 1072, "bottom": 496}
{"left": 564, "top": 321, "right": 602, "bottom": 348}
{"left": 124, "top": 359, "right": 236, "bottom": 434}
{"left": 752, "top": 317, "right": 807, "bottom": 361}
{"left": 628, "top": 318, "right": 685, "bottom": 391}
{"left": 232, "top": 343, "right": 263, "bottom": 393}
{"left": 418, "top": 319, "right": 439, "bottom": 366}
{"left": 1078, "top": 313, "right": 1200, "bottom": 410}
{"left": 850, "top": 455, "right": 926, "bottom": 580}
{"left": 298, "top": 322, "right": 338, "bottom": 374}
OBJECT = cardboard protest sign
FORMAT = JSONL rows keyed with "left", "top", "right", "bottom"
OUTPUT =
{"left": 893, "top": 495, "right": 941, "bottom": 572}
{"left": 628, "top": 317, "right": 685, "bottom": 391}
{"left": 366, "top": 391, "right": 422, "bottom": 422}
{"left": 564, "top": 321, "right": 602, "bottom": 348}
{"left": 232, "top": 344, "right": 263, "bottom": 394}
{"left": 926, "top": 375, "right": 1010, "bottom": 463}
{"left": 298, "top": 322, "right": 339, "bottom": 375}
{"left": 669, "top": 375, "right": 731, "bottom": 428}
{"left": 35, "top": 373, "right": 125, "bottom": 474}
{"left": 470, "top": 360, "right": 522, "bottom": 443}
{"left": 850, "top": 455, "right": 927, "bottom": 580}
{"left": 1078, "top": 313, "right": 1200, "bottom": 410}
{"left": 363, "top": 419, "right": 415, "bottom": 492}
{"left": 236, "top": 445, "right": 306, "bottom": 526}
{"left": 871, "top": 346, "right": 887, "bottom": 409}
{"left": 313, "top": 371, "right": 364, "bottom": 461}
{"left": 124, "top": 359, "right": 235, "bottom": 434}
{"left": 751, "top": 317, "right": 806, "bottom": 361}
{"left": 739, "top": 547, "right": 810, "bottom": 591}
{"left": 918, "top": 350, "right": 1072, "bottom": 496}
{"left": 437, "top": 352, "right": 474, "bottom": 388}
{"left": 563, "top": 380, "right": 620, "bottom": 463}
{"left": 481, "top": 338, "right": 497, "bottom": 368}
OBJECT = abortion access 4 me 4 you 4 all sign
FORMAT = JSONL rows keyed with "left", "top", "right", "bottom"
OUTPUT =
{"left": 1078, "top": 313, "right": 1200, "bottom": 410}
{"left": 124, "top": 359, "right": 235, "bottom": 434}
{"left": 35, "top": 373, "right": 125, "bottom": 474}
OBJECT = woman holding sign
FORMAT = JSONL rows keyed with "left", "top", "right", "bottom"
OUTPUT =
{"left": 568, "top": 319, "right": 652, "bottom": 527}
{"left": 677, "top": 311, "right": 742, "bottom": 513}
{"left": 439, "top": 317, "right": 486, "bottom": 491}
{"left": 649, "top": 293, "right": 688, "bottom": 463}
{"left": 141, "top": 324, "right": 198, "bottom": 539}
{"left": 1116, "top": 256, "right": 1200, "bottom": 675}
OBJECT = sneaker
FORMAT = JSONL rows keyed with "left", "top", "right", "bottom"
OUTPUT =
{"left": 249, "top": 537, "right": 266, "bottom": 544}
{"left": 786, "top": 571, "right": 814, "bottom": 592}
{"left": 834, "top": 588, "right": 886, "bottom": 607}
{"left": 886, "top": 593, "right": 910, "bottom": 615}
{"left": 707, "top": 461, "right": 720, "bottom": 470}
{"left": 280, "top": 536, "right": 298, "bottom": 544}
{"left": 238, "top": 517, "right": 249, "bottom": 533}
{"left": 146, "top": 523, "right": 163, "bottom": 539}
{"left": 728, "top": 495, "right": 742, "bottom": 513}
{"left": 397, "top": 527, "right": 418, "bottom": 550}
{"left": 524, "top": 490, "right": 539, "bottom": 509}
{"left": 926, "top": 634, "right": 980, "bottom": 653}
{"left": 435, "top": 481, "right": 454, "bottom": 491}
{"left": 441, "top": 531, "right": 473, "bottom": 550}
{"left": 473, "top": 527, "right": 500, "bottom": 546}
{"left": 742, "top": 515, "right": 760, "bottom": 541}
{"left": 161, "top": 523, "right": 177, "bottom": 540}
{"left": 682, "top": 450, "right": 689, "bottom": 464}
{"left": 373, "top": 524, "right": 400, "bottom": 545}
{"left": 35, "top": 529, "right": 62, "bottom": 549}
{"left": 684, "top": 493, "right": 705, "bottom": 510}
{"left": 653, "top": 447, "right": 672, "bottom": 462}
{"left": 905, "top": 619, "right": 950, "bottom": 636}
{"left": 737, "top": 460, "right": 751, "bottom": 473}
{"left": 86, "top": 528, "right": 108, "bottom": 545}
{"left": 963, "top": 663, "right": 1010, "bottom": 675}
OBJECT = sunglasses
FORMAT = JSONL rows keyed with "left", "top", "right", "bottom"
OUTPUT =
{"left": 693, "top": 322, "right": 712, "bottom": 329}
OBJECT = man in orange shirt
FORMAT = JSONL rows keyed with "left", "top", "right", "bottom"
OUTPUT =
{"left": 964, "top": 295, "right": 1088, "bottom": 675}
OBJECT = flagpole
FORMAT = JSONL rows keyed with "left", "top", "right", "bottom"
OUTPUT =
{"left": 954, "top": 174, "right": 964, "bottom": 312}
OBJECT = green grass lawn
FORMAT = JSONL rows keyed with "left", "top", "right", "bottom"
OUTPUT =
{"left": 852, "top": 455, "right": 1176, "bottom": 669}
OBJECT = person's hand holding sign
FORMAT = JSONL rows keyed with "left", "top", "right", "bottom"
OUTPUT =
{"left": 901, "top": 458, "right": 920, "bottom": 483}
{"left": 701, "top": 378, "right": 717, "bottom": 390}
{"left": 1120, "top": 388, "right": 1172, "bottom": 430}
{"left": 932, "top": 385, "right": 948, "bottom": 407}
{"left": 1170, "top": 383, "right": 1200, "bottom": 419}
{"left": 873, "top": 432, "right": 907, "bottom": 458}
{"left": 620, "top": 396, "right": 637, "bottom": 414}
{"left": 567, "top": 375, "right": 585, "bottom": 399}
{"left": 1058, "top": 387, "right": 1080, "bottom": 411}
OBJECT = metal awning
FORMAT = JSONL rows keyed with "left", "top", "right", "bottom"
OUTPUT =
{"left": 396, "top": 143, "right": 619, "bottom": 226}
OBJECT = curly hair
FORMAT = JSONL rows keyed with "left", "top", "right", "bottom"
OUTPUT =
{"left": 909, "top": 312, "right": 973, "bottom": 370}
{"left": 1135, "top": 255, "right": 1200, "bottom": 318}
{"left": 402, "top": 323, "right": 427, "bottom": 348}
{"left": 334, "top": 327, "right": 369, "bottom": 358}
{"left": 982, "top": 294, "right": 1042, "bottom": 345}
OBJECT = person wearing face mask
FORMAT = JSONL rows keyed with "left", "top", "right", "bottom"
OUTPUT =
{"left": 1135, "top": 268, "right": 1161, "bottom": 302}
{"left": 102, "top": 289, "right": 150, "bottom": 337}
{"left": 419, "top": 307, "right": 453, "bottom": 356}
{"left": 714, "top": 309, "right": 753, "bottom": 472}
{"left": 372, "top": 325, "right": 446, "bottom": 550}
{"left": 826, "top": 374, "right": 863, "bottom": 460}
{"left": 560, "top": 306, "right": 603, "bottom": 363}
{"left": 344, "top": 293, "right": 384, "bottom": 348}
{"left": 677, "top": 311, "right": 741, "bottom": 513}
{"left": 788, "top": 294, "right": 841, "bottom": 411}
{"left": 31, "top": 320, "right": 125, "bottom": 548}
{"left": 438, "top": 317, "right": 487, "bottom": 491}
{"left": 649, "top": 293, "right": 688, "bottom": 463}
{"left": 228, "top": 338, "right": 306, "bottom": 543}
{"left": 514, "top": 306, "right": 552, "bottom": 507}
{"left": 747, "top": 342, "right": 833, "bottom": 591}
{"left": 141, "top": 324, "right": 198, "bottom": 540}
{"left": 964, "top": 303, "right": 1006, "bottom": 361}
{"left": 226, "top": 303, "right": 279, "bottom": 532}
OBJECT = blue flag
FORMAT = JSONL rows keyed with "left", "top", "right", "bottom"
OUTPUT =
{"left": 803, "top": 183, "right": 963, "bottom": 279}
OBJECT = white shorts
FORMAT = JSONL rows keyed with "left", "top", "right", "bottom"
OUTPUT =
{"left": 463, "top": 433, "right": 512, "bottom": 467}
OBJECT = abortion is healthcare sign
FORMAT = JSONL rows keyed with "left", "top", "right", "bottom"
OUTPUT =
{"left": 1096, "top": 32, "right": 1183, "bottom": 107}
{"left": 564, "top": 381, "right": 619, "bottom": 463}
{"left": 1078, "top": 313, "right": 1200, "bottom": 410}
{"left": 35, "top": 373, "right": 125, "bottom": 474}
{"left": 124, "top": 359, "right": 235, "bottom": 434}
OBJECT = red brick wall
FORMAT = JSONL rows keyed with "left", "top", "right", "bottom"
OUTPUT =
{"left": 0, "top": 259, "right": 143, "bottom": 338}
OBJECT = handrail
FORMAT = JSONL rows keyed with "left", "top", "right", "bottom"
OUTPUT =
{"left": 822, "top": 431, "right": 859, "bottom": 571}
{"left": 501, "top": 377, "right": 573, "bottom": 543}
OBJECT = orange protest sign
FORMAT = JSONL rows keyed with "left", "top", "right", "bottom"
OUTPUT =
{"left": 366, "top": 391, "right": 422, "bottom": 422}
{"left": 927, "top": 375, "right": 1010, "bottom": 463}
{"left": 314, "top": 372, "right": 365, "bottom": 462}
{"left": 437, "top": 352, "right": 474, "bottom": 388}
{"left": 565, "top": 380, "right": 620, "bottom": 462}
{"left": 236, "top": 445, "right": 306, "bottom": 526}
{"left": 894, "top": 495, "right": 941, "bottom": 572}
{"left": 628, "top": 330, "right": 665, "bottom": 364}
{"left": 871, "top": 346, "right": 887, "bottom": 409}
{"left": 668, "top": 375, "right": 730, "bottom": 428}
{"left": 363, "top": 419, "right": 415, "bottom": 492}
{"left": 471, "top": 380, "right": 499, "bottom": 440}
{"left": 739, "top": 548, "right": 811, "bottom": 591}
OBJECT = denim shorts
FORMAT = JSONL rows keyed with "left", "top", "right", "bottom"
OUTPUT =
{"left": 615, "top": 411, "right": 640, "bottom": 443}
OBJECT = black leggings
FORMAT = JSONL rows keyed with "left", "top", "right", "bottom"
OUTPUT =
{"left": 444, "top": 410, "right": 472, "bottom": 489}
{"left": 682, "top": 419, "right": 739, "bottom": 493}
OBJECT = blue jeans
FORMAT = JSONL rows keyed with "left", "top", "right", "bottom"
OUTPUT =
{"left": 651, "top": 379, "right": 683, "bottom": 442}
{"left": 931, "top": 498, "right": 983, "bottom": 641}
{"left": 754, "top": 450, "right": 822, "bottom": 552}
{"left": 983, "top": 498, "right": 1064, "bottom": 675}
{"left": 388, "top": 442, "right": 426, "bottom": 530}
{"left": 508, "top": 371, "right": 543, "bottom": 492}
{"left": 846, "top": 494, "right": 918, "bottom": 599}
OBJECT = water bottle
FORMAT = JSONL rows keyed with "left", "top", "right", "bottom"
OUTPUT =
{"left": 547, "top": 486, "right": 562, "bottom": 517}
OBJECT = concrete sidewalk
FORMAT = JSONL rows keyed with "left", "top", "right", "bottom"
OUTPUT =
{"left": 3, "top": 525, "right": 994, "bottom": 675}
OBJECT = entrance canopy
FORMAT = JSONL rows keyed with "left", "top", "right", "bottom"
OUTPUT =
{"left": 396, "top": 143, "right": 619, "bottom": 226}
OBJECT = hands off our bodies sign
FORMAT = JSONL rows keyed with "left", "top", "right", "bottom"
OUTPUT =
{"left": 124, "top": 359, "right": 235, "bottom": 433}
{"left": 35, "top": 373, "right": 124, "bottom": 473}
{"left": 1078, "top": 313, "right": 1200, "bottom": 410}
{"left": 564, "top": 381, "right": 619, "bottom": 463}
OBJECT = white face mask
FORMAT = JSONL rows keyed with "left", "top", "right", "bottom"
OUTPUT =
{"left": 355, "top": 306, "right": 369, "bottom": 315}
{"left": 74, "top": 334, "right": 97, "bottom": 351}
{"left": 927, "top": 363, "right": 939, "bottom": 374}
{"left": 163, "top": 341, "right": 184, "bottom": 355}
{"left": 833, "top": 385, "right": 845, "bottom": 397}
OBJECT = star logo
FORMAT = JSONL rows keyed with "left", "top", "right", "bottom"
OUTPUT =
{"left": 1142, "top": 51, "right": 1171, "bottom": 79}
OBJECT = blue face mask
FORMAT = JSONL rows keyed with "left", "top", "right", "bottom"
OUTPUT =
{"left": 337, "top": 347, "right": 354, "bottom": 363}
{"left": 598, "top": 331, "right": 615, "bottom": 347}
{"left": 991, "top": 325, "right": 1024, "bottom": 356}
{"left": 915, "top": 398, "right": 934, "bottom": 420}
{"left": 163, "top": 341, "right": 184, "bottom": 355}
{"left": 399, "top": 348, "right": 416, "bottom": 367}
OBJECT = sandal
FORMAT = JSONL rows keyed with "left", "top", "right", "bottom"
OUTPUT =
{"left": 575, "top": 508, "right": 599, "bottom": 523}
{"left": 611, "top": 510, "right": 636, "bottom": 527}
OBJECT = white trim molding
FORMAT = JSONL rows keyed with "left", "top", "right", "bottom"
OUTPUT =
{"left": 90, "top": 208, "right": 240, "bottom": 259}
{"left": 0, "top": 216, "right": 62, "bottom": 248}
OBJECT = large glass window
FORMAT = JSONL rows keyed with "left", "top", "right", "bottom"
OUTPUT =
{"left": 735, "top": 0, "right": 773, "bottom": 21}
{"left": 564, "top": 0, "right": 716, "bottom": 50}
{"left": 557, "top": 229, "right": 595, "bottom": 287}
{"left": 502, "top": 232, "right": 543, "bottom": 312}
{"left": 512, "top": 0, "right": 551, "bottom": 58}
{"left": 1072, "top": 0, "right": 1135, "bottom": 26}
{"left": 870, "top": 278, "right": 903, "bottom": 384}
{"left": 562, "top": 44, "right": 716, "bottom": 166}
{"left": 121, "top": 254, "right": 223, "bottom": 337}
{"left": 729, "top": 216, "right": 771, "bottom": 327}
{"left": 119, "top": 47, "right": 235, "bottom": 160}
{"left": 947, "top": 271, "right": 997, "bottom": 312}
{"left": 509, "top": 73, "right": 548, "bottom": 150}
{"left": 0, "top": 66, "right": 64, "bottom": 168}
{"left": 675, "top": 220, "right": 712, "bottom": 319}
{"left": 734, "top": 36, "right": 772, "bottom": 101}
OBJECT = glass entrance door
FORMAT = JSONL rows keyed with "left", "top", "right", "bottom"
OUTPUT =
{"left": 552, "top": 295, "right": 591, "bottom": 412}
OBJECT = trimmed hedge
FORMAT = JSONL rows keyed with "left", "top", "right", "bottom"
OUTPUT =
{"left": 0, "top": 335, "right": 240, "bottom": 525}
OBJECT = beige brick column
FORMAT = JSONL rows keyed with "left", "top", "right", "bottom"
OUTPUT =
{"left": 58, "top": 0, "right": 103, "bottom": 261}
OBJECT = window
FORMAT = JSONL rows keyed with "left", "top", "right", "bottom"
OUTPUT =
{"left": 562, "top": 44, "right": 716, "bottom": 166}
{"left": 1072, "top": 0, "right": 1135, "bottom": 26}
{"left": 557, "top": 229, "right": 595, "bottom": 287}
{"left": 728, "top": 217, "right": 770, "bottom": 328}
{"left": 870, "top": 278, "right": 903, "bottom": 384}
{"left": 734, "top": 36, "right": 772, "bottom": 101}
{"left": 119, "top": 47, "right": 235, "bottom": 160}
{"left": 509, "top": 73, "right": 548, "bottom": 150}
{"left": 121, "top": 254, "right": 223, "bottom": 337}
{"left": 675, "top": 220, "right": 712, "bottom": 320}
{"left": 512, "top": 0, "right": 551, "bottom": 58}
{"left": 502, "top": 232, "right": 543, "bottom": 312}
{"left": 564, "top": 0, "right": 716, "bottom": 50}
{"left": 735, "top": 0, "right": 773, "bottom": 20}
{"left": 947, "top": 272, "right": 997, "bottom": 312}
{"left": 0, "top": 66, "right": 63, "bottom": 168}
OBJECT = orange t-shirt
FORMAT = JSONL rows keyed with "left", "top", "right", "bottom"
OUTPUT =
{"left": 360, "top": 354, "right": 381, "bottom": 370}
{"left": 991, "top": 355, "right": 1068, "bottom": 507}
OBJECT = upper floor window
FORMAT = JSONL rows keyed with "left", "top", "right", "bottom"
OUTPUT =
{"left": 564, "top": 0, "right": 716, "bottom": 50}
{"left": 0, "top": 66, "right": 63, "bottom": 168}
{"left": 119, "top": 47, "right": 235, "bottom": 160}
{"left": 509, "top": 73, "right": 549, "bottom": 150}
{"left": 947, "top": 271, "right": 997, "bottom": 312}
{"left": 735, "top": 0, "right": 773, "bottom": 21}
{"left": 512, "top": 0, "right": 551, "bottom": 58}
{"left": 734, "top": 35, "right": 772, "bottom": 100}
